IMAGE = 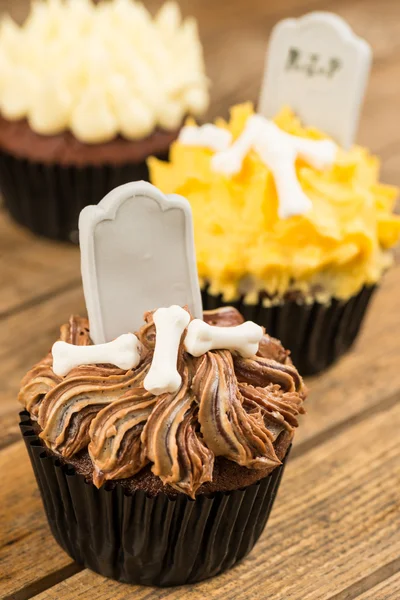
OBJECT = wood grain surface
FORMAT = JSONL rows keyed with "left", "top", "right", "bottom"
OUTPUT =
{"left": 0, "top": 0, "right": 399, "bottom": 599}
{"left": 0, "top": 442, "right": 78, "bottom": 598}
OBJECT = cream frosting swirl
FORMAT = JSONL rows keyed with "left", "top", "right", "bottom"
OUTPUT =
{"left": 19, "top": 308, "right": 306, "bottom": 497}
{"left": 0, "top": 0, "right": 209, "bottom": 143}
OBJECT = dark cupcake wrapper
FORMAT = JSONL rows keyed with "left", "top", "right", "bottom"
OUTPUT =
{"left": 0, "top": 150, "right": 164, "bottom": 242}
{"left": 20, "top": 411, "right": 289, "bottom": 587}
{"left": 202, "top": 285, "right": 376, "bottom": 376}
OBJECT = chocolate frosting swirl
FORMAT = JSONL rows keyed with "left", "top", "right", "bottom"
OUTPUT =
{"left": 18, "top": 316, "right": 90, "bottom": 419}
{"left": 142, "top": 364, "right": 214, "bottom": 496}
{"left": 19, "top": 308, "right": 306, "bottom": 497}
{"left": 194, "top": 350, "right": 281, "bottom": 469}
{"left": 88, "top": 358, "right": 154, "bottom": 487}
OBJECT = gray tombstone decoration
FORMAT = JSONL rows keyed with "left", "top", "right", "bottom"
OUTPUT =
{"left": 79, "top": 181, "right": 203, "bottom": 344}
{"left": 258, "top": 12, "right": 372, "bottom": 149}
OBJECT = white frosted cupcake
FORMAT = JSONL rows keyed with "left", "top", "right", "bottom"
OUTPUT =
{"left": 0, "top": 0, "right": 209, "bottom": 240}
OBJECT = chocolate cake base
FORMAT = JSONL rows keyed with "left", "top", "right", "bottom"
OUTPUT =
{"left": 0, "top": 116, "right": 179, "bottom": 166}
{"left": 21, "top": 411, "right": 290, "bottom": 586}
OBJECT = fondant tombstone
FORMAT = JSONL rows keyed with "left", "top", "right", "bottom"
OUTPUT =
{"left": 258, "top": 12, "right": 372, "bottom": 148}
{"left": 79, "top": 181, "right": 202, "bottom": 344}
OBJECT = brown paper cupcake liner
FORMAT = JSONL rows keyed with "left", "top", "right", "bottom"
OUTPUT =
{"left": 0, "top": 150, "right": 164, "bottom": 242}
{"left": 202, "top": 285, "right": 376, "bottom": 376}
{"left": 20, "top": 411, "right": 289, "bottom": 587}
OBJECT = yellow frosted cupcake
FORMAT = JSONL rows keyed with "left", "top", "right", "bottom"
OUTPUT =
{"left": 149, "top": 103, "right": 400, "bottom": 374}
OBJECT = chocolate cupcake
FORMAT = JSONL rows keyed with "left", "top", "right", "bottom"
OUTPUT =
{"left": 0, "top": 0, "right": 209, "bottom": 241}
{"left": 149, "top": 104, "right": 400, "bottom": 375}
{"left": 19, "top": 305, "right": 306, "bottom": 586}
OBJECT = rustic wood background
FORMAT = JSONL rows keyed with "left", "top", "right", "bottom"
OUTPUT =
{"left": 1, "top": 1, "right": 400, "bottom": 599}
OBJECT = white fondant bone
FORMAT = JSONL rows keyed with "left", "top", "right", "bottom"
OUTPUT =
{"left": 184, "top": 319, "right": 263, "bottom": 358}
{"left": 211, "top": 114, "right": 337, "bottom": 219}
{"left": 52, "top": 333, "right": 142, "bottom": 377}
{"left": 144, "top": 306, "right": 190, "bottom": 396}
{"left": 179, "top": 123, "right": 233, "bottom": 152}
{"left": 211, "top": 115, "right": 264, "bottom": 176}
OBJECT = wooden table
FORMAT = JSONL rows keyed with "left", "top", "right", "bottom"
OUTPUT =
{"left": 1, "top": 0, "right": 400, "bottom": 599}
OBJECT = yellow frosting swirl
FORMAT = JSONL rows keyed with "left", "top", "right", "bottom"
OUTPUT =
{"left": 149, "top": 103, "right": 400, "bottom": 303}
{"left": 0, "top": 0, "right": 209, "bottom": 143}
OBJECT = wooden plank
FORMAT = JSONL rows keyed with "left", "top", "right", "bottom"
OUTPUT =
{"left": 0, "top": 211, "right": 80, "bottom": 317}
{"left": 0, "top": 287, "right": 86, "bottom": 449}
{"left": 31, "top": 396, "right": 400, "bottom": 600}
{"left": 296, "top": 253, "right": 400, "bottom": 451}
{"left": 0, "top": 441, "right": 75, "bottom": 598}
{"left": 355, "top": 573, "right": 400, "bottom": 599}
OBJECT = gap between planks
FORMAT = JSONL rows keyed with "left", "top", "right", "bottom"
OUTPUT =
{"left": 2, "top": 564, "right": 82, "bottom": 600}
{"left": 327, "top": 557, "right": 400, "bottom": 600}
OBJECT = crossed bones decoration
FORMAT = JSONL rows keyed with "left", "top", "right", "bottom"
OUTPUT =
{"left": 179, "top": 114, "right": 337, "bottom": 219}
{"left": 52, "top": 306, "right": 264, "bottom": 396}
